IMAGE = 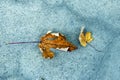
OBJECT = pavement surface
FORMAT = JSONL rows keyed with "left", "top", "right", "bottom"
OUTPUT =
{"left": 0, "top": 0, "right": 120, "bottom": 80}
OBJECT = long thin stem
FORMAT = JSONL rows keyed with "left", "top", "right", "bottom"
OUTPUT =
{"left": 88, "top": 43, "right": 102, "bottom": 52}
{"left": 6, "top": 41, "right": 41, "bottom": 45}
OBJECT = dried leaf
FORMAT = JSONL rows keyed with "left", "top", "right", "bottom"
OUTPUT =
{"left": 38, "top": 31, "right": 77, "bottom": 59}
{"left": 79, "top": 32, "right": 87, "bottom": 47}
{"left": 79, "top": 27, "right": 93, "bottom": 47}
{"left": 85, "top": 32, "right": 93, "bottom": 43}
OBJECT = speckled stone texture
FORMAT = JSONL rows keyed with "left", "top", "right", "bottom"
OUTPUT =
{"left": 0, "top": 0, "right": 120, "bottom": 80}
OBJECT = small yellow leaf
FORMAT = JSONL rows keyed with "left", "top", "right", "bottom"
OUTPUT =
{"left": 79, "top": 32, "right": 87, "bottom": 47}
{"left": 85, "top": 32, "right": 93, "bottom": 43}
{"left": 79, "top": 27, "right": 93, "bottom": 47}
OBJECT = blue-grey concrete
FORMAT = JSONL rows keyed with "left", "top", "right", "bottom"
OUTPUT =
{"left": 0, "top": 0, "right": 120, "bottom": 80}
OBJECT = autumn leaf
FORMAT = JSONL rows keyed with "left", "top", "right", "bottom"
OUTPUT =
{"left": 79, "top": 27, "right": 93, "bottom": 47}
{"left": 39, "top": 31, "right": 77, "bottom": 59}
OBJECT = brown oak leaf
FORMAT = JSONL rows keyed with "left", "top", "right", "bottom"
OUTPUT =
{"left": 38, "top": 31, "right": 77, "bottom": 59}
